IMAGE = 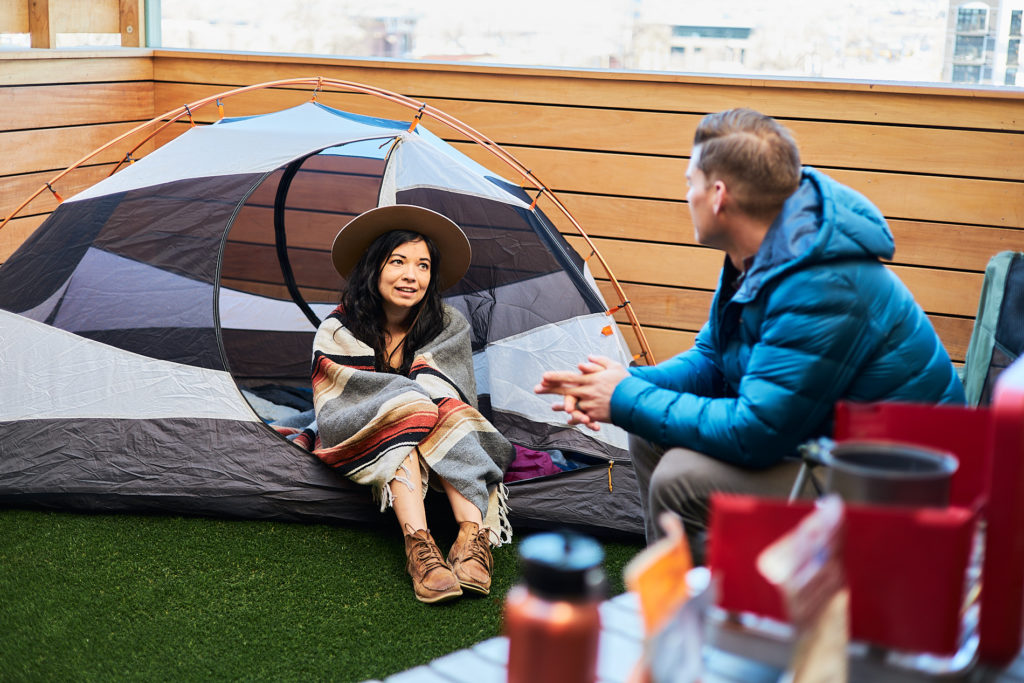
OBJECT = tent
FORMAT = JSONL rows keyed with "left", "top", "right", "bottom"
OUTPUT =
{"left": 0, "top": 91, "right": 645, "bottom": 537}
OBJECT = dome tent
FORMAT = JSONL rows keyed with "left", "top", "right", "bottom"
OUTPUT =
{"left": 0, "top": 82, "right": 647, "bottom": 536}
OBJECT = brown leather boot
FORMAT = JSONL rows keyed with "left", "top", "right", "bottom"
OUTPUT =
{"left": 447, "top": 521, "right": 494, "bottom": 596}
{"left": 403, "top": 525, "right": 462, "bottom": 604}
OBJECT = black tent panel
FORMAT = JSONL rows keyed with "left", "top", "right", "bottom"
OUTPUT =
{"left": 93, "top": 174, "right": 265, "bottom": 283}
{"left": 0, "top": 193, "right": 122, "bottom": 313}
{"left": 222, "top": 329, "right": 316, "bottom": 379}
{"left": 0, "top": 415, "right": 642, "bottom": 536}
{"left": 0, "top": 417, "right": 381, "bottom": 525}
{"left": 507, "top": 462, "right": 643, "bottom": 537}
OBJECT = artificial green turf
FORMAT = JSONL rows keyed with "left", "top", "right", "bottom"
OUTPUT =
{"left": 0, "top": 508, "right": 641, "bottom": 682}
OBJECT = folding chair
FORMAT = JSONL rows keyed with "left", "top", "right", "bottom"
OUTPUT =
{"left": 962, "top": 250, "right": 1024, "bottom": 407}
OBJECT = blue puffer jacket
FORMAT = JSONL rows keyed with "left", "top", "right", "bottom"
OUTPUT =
{"left": 610, "top": 168, "right": 966, "bottom": 468}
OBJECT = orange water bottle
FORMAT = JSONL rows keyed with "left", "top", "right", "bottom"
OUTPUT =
{"left": 504, "top": 531, "right": 606, "bottom": 683}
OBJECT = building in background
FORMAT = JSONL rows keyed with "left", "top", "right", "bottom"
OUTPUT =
{"left": 366, "top": 13, "right": 416, "bottom": 59}
{"left": 627, "top": 0, "right": 946, "bottom": 81}
{"left": 943, "top": 0, "right": 1023, "bottom": 84}
{"left": 21, "top": 0, "right": 1017, "bottom": 88}
{"left": 630, "top": 21, "right": 753, "bottom": 73}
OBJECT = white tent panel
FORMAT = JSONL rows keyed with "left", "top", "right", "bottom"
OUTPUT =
{"left": 54, "top": 248, "right": 213, "bottom": 331}
{"left": 69, "top": 103, "right": 404, "bottom": 204}
{"left": 0, "top": 309, "right": 257, "bottom": 423}
{"left": 480, "top": 312, "right": 631, "bottom": 451}
{"left": 219, "top": 288, "right": 336, "bottom": 332}
{"left": 393, "top": 133, "right": 530, "bottom": 209}
{"left": 413, "top": 126, "right": 525, "bottom": 195}
{"left": 320, "top": 138, "right": 392, "bottom": 160}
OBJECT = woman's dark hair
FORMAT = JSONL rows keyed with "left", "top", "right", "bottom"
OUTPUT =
{"left": 340, "top": 229, "right": 447, "bottom": 375}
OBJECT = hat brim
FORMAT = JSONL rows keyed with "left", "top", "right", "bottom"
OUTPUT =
{"left": 330, "top": 205, "right": 472, "bottom": 290}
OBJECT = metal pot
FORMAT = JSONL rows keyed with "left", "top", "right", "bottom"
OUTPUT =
{"left": 821, "top": 440, "right": 959, "bottom": 508}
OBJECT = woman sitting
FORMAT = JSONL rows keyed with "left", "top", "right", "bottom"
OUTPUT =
{"left": 310, "top": 204, "right": 513, "bottom": 603}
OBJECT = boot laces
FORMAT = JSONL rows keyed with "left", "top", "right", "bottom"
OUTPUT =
{"left": 411, "top": 535, "right": 447, "bottom": 574}
{"left": 464, "top": 529, "right": 492, "bottom": 570}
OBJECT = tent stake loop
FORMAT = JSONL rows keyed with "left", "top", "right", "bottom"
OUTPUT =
{"left": 407, "top": 104, "right": 426, "bottom": 132}
{"left": 606, "top": 300, "right": 631, "bottom": 316}
{"left": 45, "top": 182, "right": 63, "bottom": 203}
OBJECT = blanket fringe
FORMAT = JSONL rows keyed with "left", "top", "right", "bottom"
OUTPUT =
{"left": 376, "top": 460, "right": 417, "bottom": 513}
{"left": 375, "top": 481, "right": 394, "bottom": 512}
{"left": 492, "top": 482, "right": 513, "bottom": 547}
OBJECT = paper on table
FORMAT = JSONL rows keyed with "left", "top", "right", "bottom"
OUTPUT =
{"left": 624, "top": 512, "right": 694, "bottom": 635}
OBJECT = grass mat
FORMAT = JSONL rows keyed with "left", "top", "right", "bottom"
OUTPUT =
{"left": 0, "top": 509, "right": 641, "bottom": 682}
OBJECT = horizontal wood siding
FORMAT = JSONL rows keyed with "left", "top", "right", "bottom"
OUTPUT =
{"left": 0, "top": 50, "right": 153, "bottom": 247}
{"left": 3, "top": 49, "right": 1023, "bottom": 364}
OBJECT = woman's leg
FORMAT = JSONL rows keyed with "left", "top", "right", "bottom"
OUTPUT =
{"left": 390, "top": 452, "right": 462, "bottom": 603}
{"left": 438, "top": 475, "right": 492, "bottom": 595}
{"left": 439, "top": 477, "right": 484, "bottom": 526}
{"left": 389, "top": 450, "right": 485, "bottom": 529}
{"left": 389, "top": 453, "right": 428, "bottom": 531}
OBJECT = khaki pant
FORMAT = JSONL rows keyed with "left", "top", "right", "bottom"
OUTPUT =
{"left": 629, "top": 434, "right": 804, "bottom": 560}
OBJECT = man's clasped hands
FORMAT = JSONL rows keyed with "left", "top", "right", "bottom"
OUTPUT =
{"left": 534, "top": 355, "right": 630, "bottom": 432}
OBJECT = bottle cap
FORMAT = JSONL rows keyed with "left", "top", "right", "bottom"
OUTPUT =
{"left": 518, "top": 531, "right": 606, "bottom": 600}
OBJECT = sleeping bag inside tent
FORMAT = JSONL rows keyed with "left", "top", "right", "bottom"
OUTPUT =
{"left": 0, "top": 101, "right": 643, "bottom": 537}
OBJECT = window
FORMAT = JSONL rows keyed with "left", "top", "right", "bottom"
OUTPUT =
{"left": 954, "top": 34, "right": 986, "bottom": 60}
{"left": 953, "top": 64, "right": 983, "bottom": 82}
{"left": 152, "top": 1, "right": 1020, "bottom": 89}
{"left": 671, "top": 26, "right": 751, "bottom": 40}
{"left": 1009, "top": 38, "right": 1021, "bottom": 66}
{"left": 1006, "top": 67, "right": 1019, "bottom": 85}
{"left": 956, "top": 6, "right": 988, "bottom": 33}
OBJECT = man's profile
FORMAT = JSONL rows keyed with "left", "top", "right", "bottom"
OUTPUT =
{"left": 536, "top": 108, "right": 965, "bottom": 555}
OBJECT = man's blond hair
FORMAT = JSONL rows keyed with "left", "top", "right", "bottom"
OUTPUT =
{"left": 693, "top": 109, "right": 801, "bottom": 220}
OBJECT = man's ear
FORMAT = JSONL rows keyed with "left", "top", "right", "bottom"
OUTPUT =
{"left": 712, "top": 179, "right": 727, "bottom": 215}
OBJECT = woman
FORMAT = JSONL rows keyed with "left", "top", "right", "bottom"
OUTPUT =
{"left": 311, "top": 204, "right": 514, "bottom": 604}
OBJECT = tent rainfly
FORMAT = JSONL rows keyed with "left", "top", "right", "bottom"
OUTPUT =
{"left": 0, "top": 99, "right": 644, "bottom": 536}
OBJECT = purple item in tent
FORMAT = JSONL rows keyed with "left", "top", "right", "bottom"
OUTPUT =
{"left": 504, "top": 445, "right": 561, "bottom": 483}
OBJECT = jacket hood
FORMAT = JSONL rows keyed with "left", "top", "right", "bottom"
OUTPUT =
{"left": 735, "top": 167, "right": 894, "bottom": 302}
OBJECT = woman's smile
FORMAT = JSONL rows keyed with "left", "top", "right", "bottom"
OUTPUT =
{"left": 378, "top": 239, "right": 431, "bottom": 315}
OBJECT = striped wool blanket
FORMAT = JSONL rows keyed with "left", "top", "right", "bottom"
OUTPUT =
{"left": 294, "top": 303, "right": 514, "bottom": 544}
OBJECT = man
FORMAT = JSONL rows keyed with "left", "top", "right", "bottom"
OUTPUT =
{"left": 536, "top": 108, "right": 965, "bottom": 552}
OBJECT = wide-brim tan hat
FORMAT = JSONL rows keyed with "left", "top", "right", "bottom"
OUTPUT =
{"left": 330, "top": 205, "right": 472, "bottom": 290}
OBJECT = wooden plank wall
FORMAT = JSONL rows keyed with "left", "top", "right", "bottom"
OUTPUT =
{"left": 3, "top": 49, "right": 1023, "bottom": 365}
{"left": 0, "top": 50, "right": 154, "bottom": 263}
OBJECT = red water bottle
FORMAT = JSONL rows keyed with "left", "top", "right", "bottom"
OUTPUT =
{"left": 504, "top": 531, "right": 606, "bottom": 683}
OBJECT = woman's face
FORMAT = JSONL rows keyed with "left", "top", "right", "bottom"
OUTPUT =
{"left": 377, "top": 239, "right": 432, "bottom": 317}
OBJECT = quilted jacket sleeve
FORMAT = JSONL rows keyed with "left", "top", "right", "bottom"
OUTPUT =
{"left": 625, "top": 323, "right": 723, "bottom": 396}
{"left": 609, "top": 265, "right": 880, "bottom": 468}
